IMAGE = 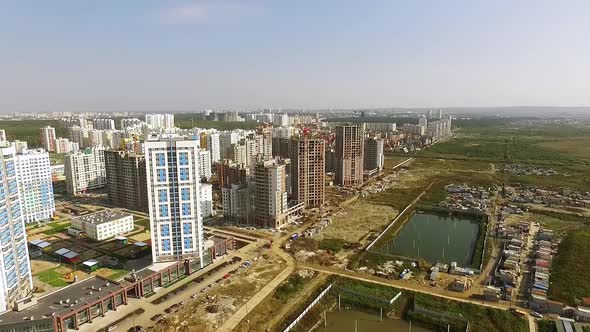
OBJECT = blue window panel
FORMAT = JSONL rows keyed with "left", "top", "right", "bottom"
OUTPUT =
{"left": 157, "top": 169, "right": 166, "bottom": 182}
{"left": 158, "top": 189, "right": 168, "bottom": 203}
{"left": 161, "top": 224, "right": 170, "bottom": 237}
{"left": 181, "top": 203, "right": 190, "bottom": 216}
{"left": 156, "top": 153, "right": 166, "bottom": 166}
{"left": 179, "top": 168, "right": 189, "bottom": 181}
{"left": 183, "top": 238, "right": 193, "bottom": 249}
{"left": 181, "top": 188, "right": 190, "bottom": 200}
{"left": 162, "top": 239, "right": 171, "bottom": 251}
{"left": 183, "top": 223, "right": 192, "bottom": 235}
{"left": 159, "top": 204, "right": 169, "bottom": 217}
{"left": 179, "top": 152, "right": 189, "bottom": 166}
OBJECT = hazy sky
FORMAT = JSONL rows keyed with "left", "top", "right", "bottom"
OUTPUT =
{"left": 1, "top": 0, "right": 590, "bottom": 112}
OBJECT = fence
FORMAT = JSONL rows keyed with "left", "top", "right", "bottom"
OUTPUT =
{"left": 283, "top": 283, "right": 333, "bottom": 332}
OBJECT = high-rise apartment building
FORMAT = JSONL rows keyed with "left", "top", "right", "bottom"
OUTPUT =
{"left": 335, "top": 124, "right": 364, "bottom": 187}
{"left": 200, "top": 183, "right": 213, "bottom": 219}
{"left": 104, "top": 150, "right": 148, "bottom": 212}
{"left": 65, "top": 148, "right": 106, "bottom": 195}
{"left": 253, "top": 159, "right": 288, "bottom": 229}
{"left": 11, "top": 141, "right": 28, "bottom": 154}
{"left": 54, "top": 138, "right": 79, "bottom": 154}
{"left": 120, "top": 118, "right": 142, "bottom": 129}
{"left": 145, "top": 114, "right": 175, "bottom": 130}
{"left": 92, "top": 118, "right": 116, "bottom": 130}
{"left": 364, "top": 137, "right": 384, "bottom": 173}
{"left": 40, "top": 126, "right": 56, "bottom": 152}
{"left": 217, "top": 160, "right": 249, "bottom": 188}
{"left": 0, "top": 146, "right": 33, "bottom": 312}
{"left": 206, "top": 133, "right": 220, "bottom": 163}
{"left": 219, "top": 132, "right": 239, "bottom": 159}
{"left": 197, "top": 150, "right": 212, "bottom": 181}
{"left": 290, "top": 137, "right": 325, "bottom": 209}
{"left": 145, "top": 136, "right": 204, "bottom": 265}
{"left": 221, "top": 184, "right": 253, "bottom": 224}
{"left": 15, "top": 149, "right": 55, "bottom": 223}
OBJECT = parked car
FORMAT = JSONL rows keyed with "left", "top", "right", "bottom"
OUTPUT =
{"left": 531, "top": 311, "right": 543, "bottom": 319}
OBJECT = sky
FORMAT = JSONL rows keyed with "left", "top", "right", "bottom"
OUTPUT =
{"left": 1, "top": 0, "right": 590, "bottom": 112}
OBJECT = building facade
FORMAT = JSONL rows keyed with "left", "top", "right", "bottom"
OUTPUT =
{"left": 200, "top": 183, "right": 213, "bottom": 219}
{"left": 40, "top": 126, "right": 56, "bottom": 152}
{"left": 71, "top": 210, "right": 134, "bottom": 241}
{"left": 253, "top": 159, "right": 288, "bottom": 229}
{"left": 104, "top": 150, "right": 148, "bottom": 212}
{"left": 64, "top": 148, "right": 106, "bottom": 195}
{"left": 335, "top": 124, "right": 364, "bottom": 187}
{"left": 290, "top": 137, "right": 325, "bottom": 209}
{"left": 364, "top": 137, "right": 384, "bottom": 173}
{"left": 145, "top": 137, "right": 204, "bottom": 265}
{"left": 0, "top": 146, "right": 33, "bottom": 312}
{"left": 15, "top": 149, "right": 55, "bottom": 223}
{"left": 197, "top": 150, "right": 212, "bottom": 181}
{"left": 92, "top": 119, "right": 115, "bottom": 130}
{"left": 206, "top": 133, "right": 220, "bottom": 163}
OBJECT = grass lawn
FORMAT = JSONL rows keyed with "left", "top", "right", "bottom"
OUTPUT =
{"left": 36, "top": 267, "right": 69, "bottom": 287}
{"left": 44, "top": 220, "right": 71, "bottom": 235}
{"left": 0, "top": 120, "right": 67, "bottom": 147}
{"left": 548, "top": 229, "right": 590, "bottom": 305}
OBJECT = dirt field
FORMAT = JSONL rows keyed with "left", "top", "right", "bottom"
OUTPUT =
{"left": 318, "top": 201, "right": 398, "bottom": 243}
{"left": 30, "top": 259, "right": 57, "bottom": 275}
{"left": 150, "top": 251, "right": 285, "bottom": 332}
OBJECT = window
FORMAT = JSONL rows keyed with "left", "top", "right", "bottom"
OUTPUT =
{"left": 156, "top": 153, "right": 166, "bottom": 166}
{"left": 179, "top": 168, "right": 189, "bottom": 181}
{"left": 161, "top": 224, "right": 170, "bottom": 237}
{"left": 183, "top": 237, "right": 193, "bottom": 249}
{"left": 182, "top": 203, "right": 190, "bottom": 216}
{"left": 158, "top": 189, "right": 167, "bottom": 203}
{"left": 162, "top": 239, "right": 171, "bottom": 251}
{"left": 183, "top": 223, "right": 192, "bottom": 235}
{"left": 159, "top": 204, "right": 169, "bottom": 217}
{"left": 157, "top": 169, "right": 166, "bottom": 182}
{"left": 179, "top": 152, "right": 189, "bottom": 166}
{"left": 181, "top": 188, "right": 190, "bottom": 200}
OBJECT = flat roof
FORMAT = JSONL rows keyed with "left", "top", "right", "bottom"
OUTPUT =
{"left": 63, "top": 252, "right": 78, "bottom": 259}
{"left": 82, "top": 259, "right": 99, "bottom": 267}
{"left": 54, "top": 248, "right": 70, "bottom": 256}
{"left": 72, "top": 210, "right": 132, "bottom": 226}
{"left": 0, "top": 277, "right": 121, "bottom": 324}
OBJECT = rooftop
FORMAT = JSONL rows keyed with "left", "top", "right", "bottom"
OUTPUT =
{"left": 72, "top": 210, "right": 132, "bottom": 225}
{"left": 0, "top": 277, "right": 121, "bottom": 324}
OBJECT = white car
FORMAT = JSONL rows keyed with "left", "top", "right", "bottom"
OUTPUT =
{"left": 531, "top": 311, "right": 543, "bottom": 319}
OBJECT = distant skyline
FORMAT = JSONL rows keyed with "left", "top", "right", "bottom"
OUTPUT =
{"left": 2, "top": 1, "right": 590, "bottom": 112}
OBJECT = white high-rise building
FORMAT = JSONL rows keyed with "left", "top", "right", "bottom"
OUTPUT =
{"left": 40, "top": 126, "right": 56, "bottom": 152}
{"left": 206, "top": 133, "right": 220, "bottom": 163}
{"left": 65, "top": 148, "right": 106, "bottom": 195}
{"left": 15, "top": 149, "right": 55, "bottom": 223}
{"left": 0, "top": 146, "right": 33, "bottom": 312}
{"left": 197, "top": 150, "right": 212, "bottom": 180}
{"left": 11, "top": 141, "right": 28, "bottom": 154}
{"left": 92, "top": 119, "right": 116, "bottom": 130}
{"left": 145, "top": 114, "right": 175, "bottom": 130}
{"left": 273, "top": 114, "right": 289, "bottom": 127}
{"left": 120, "top": 118, "right": 142, "bottom": 129}
{"left": 200, "top": 183, "right": 213, "bottom": 219}
{"left": 145, "top": 136, "right": 205, "bottom": 265}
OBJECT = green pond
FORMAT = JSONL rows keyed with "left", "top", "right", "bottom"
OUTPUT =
{"left": 316, "top": 310, "right": 432, "bottom": 332}
{"left": 383, "top": 212, "right": 480, "bottom": 266}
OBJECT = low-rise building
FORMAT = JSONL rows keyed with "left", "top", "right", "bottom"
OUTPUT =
{"left": 70, "top": 210, "right": 133, "bottom": 241}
